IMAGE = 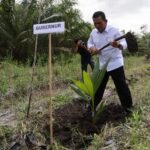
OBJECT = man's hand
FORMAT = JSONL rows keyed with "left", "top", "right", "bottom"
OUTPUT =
{"left": 110, "top": 41, "right": 123, "bottom": 50}
{"left": 110, "top": 41, "right": 119, "bottom": 48}
{"left": 88, "top": 46, "right": 99, "bottom": 55}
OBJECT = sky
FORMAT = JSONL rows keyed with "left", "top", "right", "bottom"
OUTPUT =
{"left": 76, "top": 0, "right": 150, "bottom": 34}
{"left": 15, "top": 0, "right": 150, "bottom": 34}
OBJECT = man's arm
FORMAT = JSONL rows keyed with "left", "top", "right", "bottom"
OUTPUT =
{"left": 110, "top": 41, "right": 124, "bottom": 50}
{"left": 87, "top": 34, "right": 99, "bottom": 55}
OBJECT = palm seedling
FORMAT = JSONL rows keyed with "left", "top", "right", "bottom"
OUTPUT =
{"left": 70, "top": 58, "right": 109, "bottom": 122}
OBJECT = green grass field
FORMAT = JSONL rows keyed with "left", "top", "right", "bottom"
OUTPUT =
{"left": 0, "top": 55, "right": 150, "bottom": 149}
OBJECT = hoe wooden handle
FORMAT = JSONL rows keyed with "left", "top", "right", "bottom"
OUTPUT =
{"left": 97, "top": 34, "right": 127, "bottom": 52}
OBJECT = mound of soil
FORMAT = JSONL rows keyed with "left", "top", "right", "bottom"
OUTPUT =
{"left": 44, "top": 99, "right": 128, "bottom": 149}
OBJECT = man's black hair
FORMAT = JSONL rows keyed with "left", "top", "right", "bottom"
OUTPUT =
{"left": 92, "top": 11, "right": 107, "bottom": 21}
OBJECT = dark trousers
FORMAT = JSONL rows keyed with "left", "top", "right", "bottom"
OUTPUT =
{"left": 81, "top": 59, "right": 94, "bottom": 72}
{"left": 94, "top": 66, "right": 133, "bottom": 110}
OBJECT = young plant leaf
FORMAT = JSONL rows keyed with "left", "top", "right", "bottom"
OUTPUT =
{"left": 70, "top": 83, "right": 89, "bottom": 101}
{"left": 71, "top": 79, "right": 89, "bottom": 95}
{"left": 94, "top": 101, "right": 106, "bottom": 123}
{"left": 91, "top": 58, "right": 109, "bottom": 94}
{"left": 83, "top": 71, "right": 94, "bottom": 98}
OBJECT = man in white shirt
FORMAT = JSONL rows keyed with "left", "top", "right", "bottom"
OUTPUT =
{"left": 87, "top": 11, "right": 133, "bottom": 114}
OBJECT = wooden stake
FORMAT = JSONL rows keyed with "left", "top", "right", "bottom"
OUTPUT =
{"left": 26, "top": 13, "right": 40, "bottom": 118}
{"left": 26, "top": 34, "right": 38, "bottom": 118}
{"left": 48, "top": 33, "right": 53, "bottom": 144}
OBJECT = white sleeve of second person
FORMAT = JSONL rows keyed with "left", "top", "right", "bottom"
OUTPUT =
{"left": 87, "top": 33, "right": 95, "bottom": 49}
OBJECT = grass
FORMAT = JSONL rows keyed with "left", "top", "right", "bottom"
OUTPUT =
{"left": 88, "top": 56, "right": 150, "bottom": 150}
{"left": 0, "top": 55, "right": 150, "bottom": 149}
{"left": 0, "top": 53, "right": 81, "bottom": 96}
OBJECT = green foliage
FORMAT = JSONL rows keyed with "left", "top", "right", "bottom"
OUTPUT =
{"left": 89, "top": 134, "right": 103, "bottom": 150}
{"left": 50, "top": 0, "right": 92, "bottom": 48}
{"left": 0, "top": 0, "right": 38, "bottom": 61}
{"left": 72, "top": 77, "right": 91, "bottom": 96}
{"left": 91, "top": 58, "right": 107, "bottom": 93}
{"left": 134, "top": 25, "right": 150, "bottom": 56}
{"left": 83, "top": 71, "right": 94, "bottom": 98}
{"left": 70, "top": 84, "right": 89, "bottom": 102}
{"left": 0, "top": 126, "right": 13, "bottom": 149}
{"left": 53, "top": 52, "right": 81, "bottom": 81}
{"left": 0, "top": 55, "right": 81, "bottom": 98}
{"left": 126, "top": 109, "right": 142, "bottom": 127}
{"left": 71, "top": 71, "right": 95, "bottom": 117}
{"left": 0, "top": 60, "right": 41, "bottom": 95}
{"left": 0, "top": 0, "right": 92, "bottom": 61}
{"left": 94, "top": 101, "right": 106, "bottom": 123}
{"left": 0, "top": 126, "right": 13, "bottom": 139}
{"left": 0, "top": 55, "right": 150, "bottom": 149}
{"left": 70, "top": 58, "right": 108, "bottom": 119}
{"left": 52, "top": 91, "right": 72, "bottom": 106}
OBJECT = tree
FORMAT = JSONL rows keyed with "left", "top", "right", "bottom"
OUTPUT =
{"left": 0, "top": 0, "right": 93, "bottom": 61}
{"left": 49, "top": 0, "right": 92, "bottom": 48}
{"left": 0, "top": 0, "right": 38, "bottom": 61}
{"left": 138, "top": 25, "right": 150, "bottom": 56}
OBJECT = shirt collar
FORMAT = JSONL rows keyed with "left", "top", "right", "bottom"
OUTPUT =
{"left": 96, "top": 24, "right": 110, "bottom": 33}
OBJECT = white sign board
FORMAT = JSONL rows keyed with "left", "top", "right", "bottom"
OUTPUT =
{"left": 33, "top": 22, "right": 65, "bottom": 34}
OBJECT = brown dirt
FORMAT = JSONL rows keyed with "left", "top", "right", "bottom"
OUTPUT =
{"left": 0, "top": 86, "right": 128, "bottom": 149}
{"left": 44, "top": 99, "right": 128, "bottom": 149}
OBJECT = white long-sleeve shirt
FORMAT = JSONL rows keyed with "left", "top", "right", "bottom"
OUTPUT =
{"left": 87, "top": 24, "right": 127, "bottom": 71}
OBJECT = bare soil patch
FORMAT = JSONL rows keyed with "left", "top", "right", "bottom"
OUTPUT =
{"left": 43, "top": 99, "right": 127, "bottom": 149}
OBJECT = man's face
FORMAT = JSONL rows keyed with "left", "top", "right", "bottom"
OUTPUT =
{"left": 93, "top": 16, "right": 107, "bottom": 32}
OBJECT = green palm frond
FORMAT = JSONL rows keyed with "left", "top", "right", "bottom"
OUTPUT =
{"left": 70, "top": 58, "right": 109, "bottom": 120}
{"left": 0, "top": 28, "right": 11, "bottom": 40}
{"left": 93, "top": 101, "right": 106, "bottom": 123}
{"left": 70, "top": 84, "right": 89, "bottom": 101}
{"left": 83, "top": 71, "right": 94, "bottom": 98}
{"left": 91, "top": 58, "right": 108, "bottom": 94}
{"left": 42, "top": 13, "right": 62, "bottom": 22}
{"left": 72, "top": 79, "right": 89, "bottom": 96}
